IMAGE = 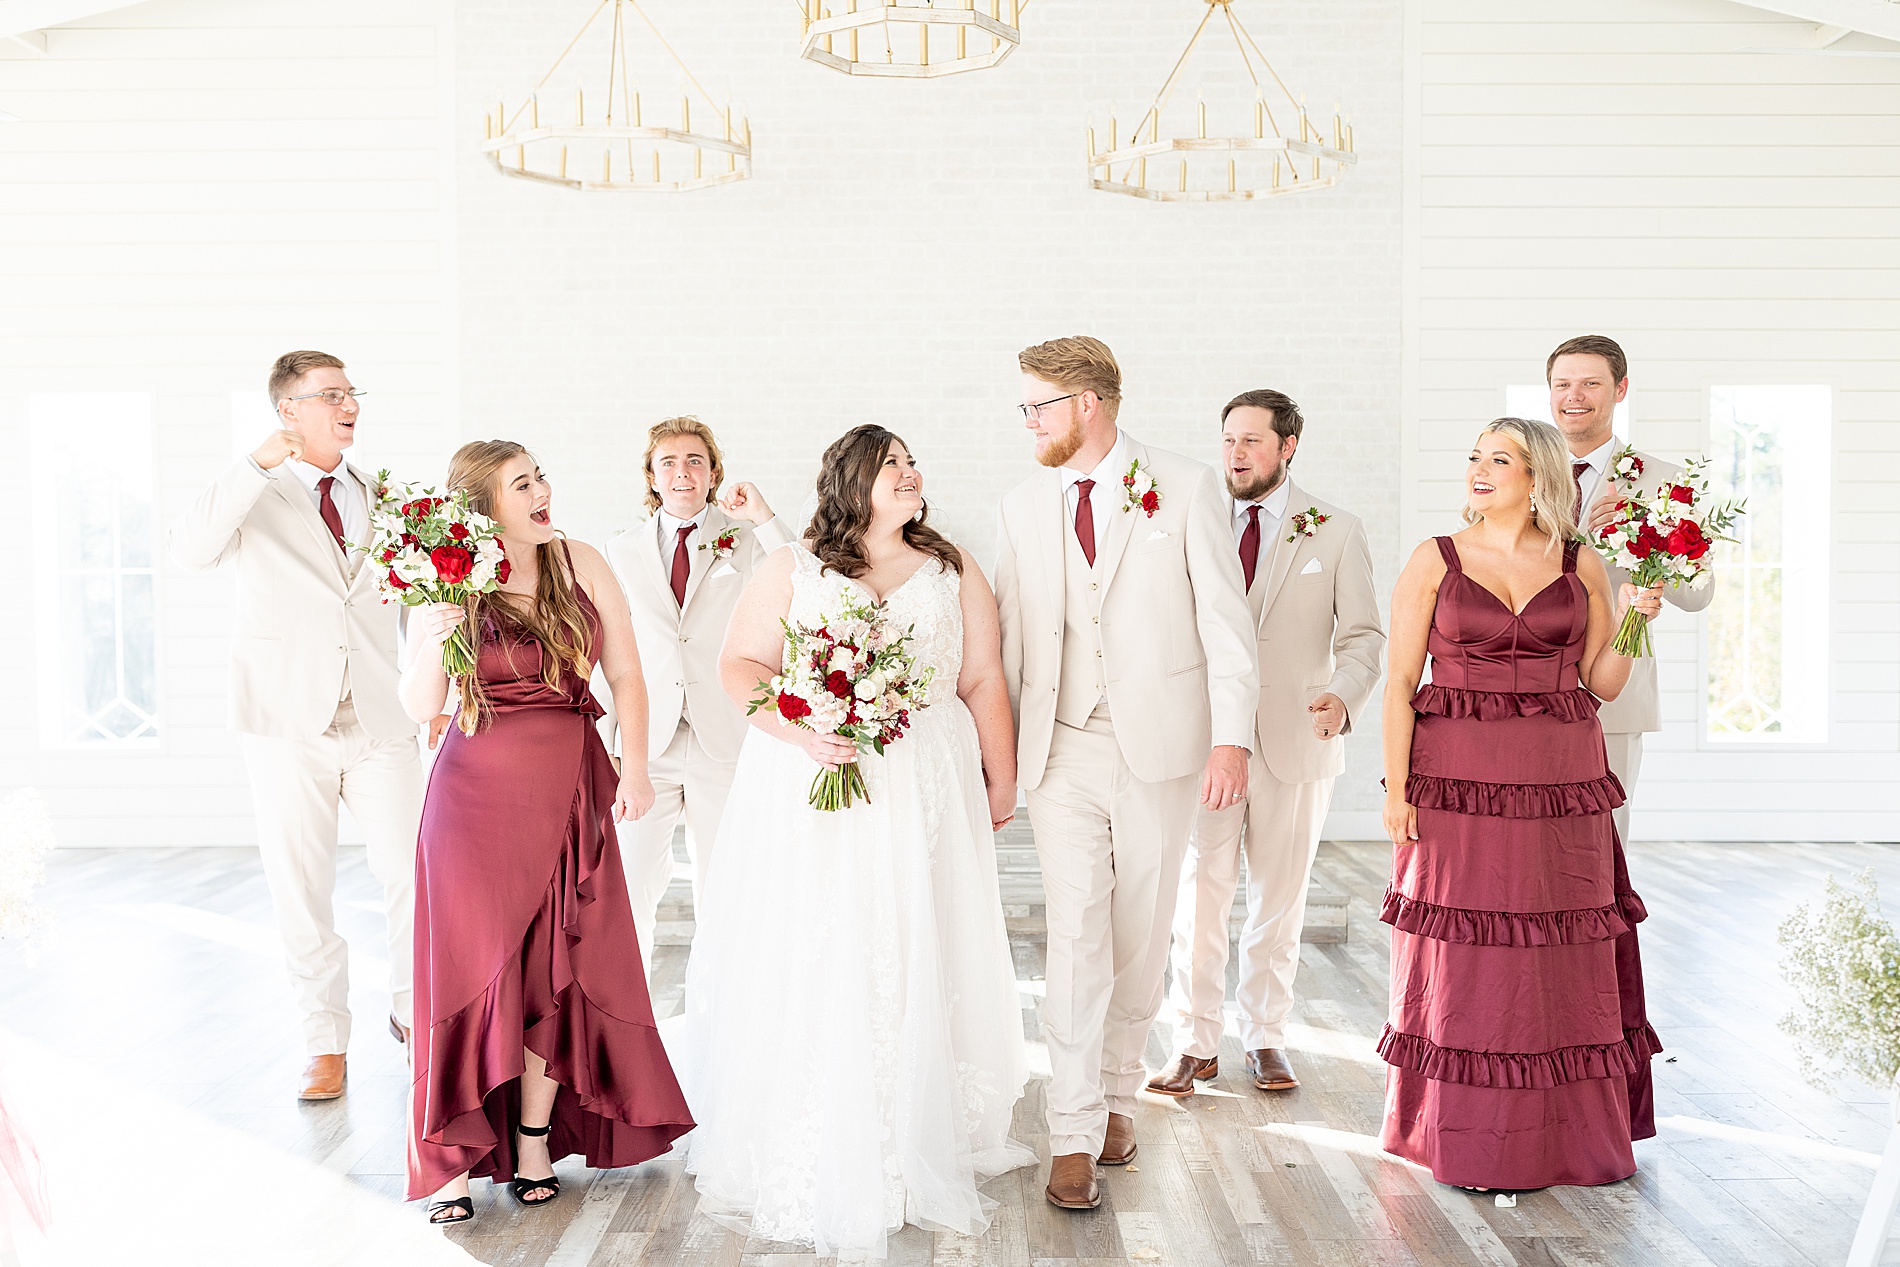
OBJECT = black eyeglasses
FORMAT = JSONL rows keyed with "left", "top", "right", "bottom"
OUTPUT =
{"left": 1019, "top": 394, "right": 1075, "bottom": 421}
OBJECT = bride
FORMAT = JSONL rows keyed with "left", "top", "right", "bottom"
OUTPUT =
{"left": 673, "top": 423, "right": 1034, "bottom": 1257}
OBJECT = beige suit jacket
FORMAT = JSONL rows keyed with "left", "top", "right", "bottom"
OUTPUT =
{"left": 169, "top": 456, "right": 410, "bottom": 741}
{"left": 1587, "top": 448, "right": 1714, "bottom": 734}
{"left": 602, "top": 506, "right": 794, "bottom": 764}
{"left": 995, "top": 433, "right": 1259, "bottom": 789}
{"left": 1243, "top": 484, "right": 1386, "bottom": 785}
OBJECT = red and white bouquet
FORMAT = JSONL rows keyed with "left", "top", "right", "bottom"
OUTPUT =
{"left": 361, "top": 472, "right": 511, "bottom": 677}
{"left": 747, "top": 591, "right": 936, "bottom": 811}
{"left": 1591, "top": 446, "right": 1745, "bottom": 658}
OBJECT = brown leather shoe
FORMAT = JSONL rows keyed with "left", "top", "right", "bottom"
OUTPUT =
{"left": 1098, "top": 1112, "right": 1137, "bottom": 1166}
{"left": 388, "top": 1014, "right": 410, "bottom": 1045}
{"left": 1245, "top": 1047, "right": 1299, "bottom": 1090}
{"left": 1045, "top": 1153, "right": 1101, "bottom": 1209}
{"left": 298, "top": 1053, "right": 346, "bottom": 1101}
{"left": 1145, "top": 1053, "right": 1219, "bottom": 1097}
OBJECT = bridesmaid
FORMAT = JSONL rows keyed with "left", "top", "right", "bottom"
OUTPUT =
{"left": 1379, "top": 417, "right": 1663, "bottom": 1192}
{"left": 400, "top": 440, "right": 694, "bottom": 1224}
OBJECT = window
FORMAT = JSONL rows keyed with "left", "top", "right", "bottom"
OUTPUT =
{"left": 1504, "top": 386, "right": 1629, "bottom": 440}
{"left": 29, "top": 394, "right": 161, "bottom": 747}
{"left": 1705, "top": 386, "right": 1830, "bottom": 744}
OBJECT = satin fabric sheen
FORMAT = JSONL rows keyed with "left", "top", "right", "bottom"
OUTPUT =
{"left": 406, "top": 575, "right": 693, "bottom": 1200}
{"left": 1378, "top": 537, "right": 1660, "bottom": 1190}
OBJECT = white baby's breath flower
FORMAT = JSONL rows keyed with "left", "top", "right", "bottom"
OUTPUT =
{"left": 0, "top": 788, "right": 57, "bottom": 948}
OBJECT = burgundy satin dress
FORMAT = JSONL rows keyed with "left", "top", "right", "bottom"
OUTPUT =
{"left": 1378, "top": 536, "right": 1661, "bottom": 1190}
{"left": 406, "top": 574, "right": 693, "bottom": 1201}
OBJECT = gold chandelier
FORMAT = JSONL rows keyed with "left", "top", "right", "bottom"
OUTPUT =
{"left": 482, "top": 0, "right": 750, "bottom": 192}
{"left": 797, "top": 0, "right": 1024, "bottom": 78}
{"left": 1088, "top": 0, "right": 1354, "bottom": 203}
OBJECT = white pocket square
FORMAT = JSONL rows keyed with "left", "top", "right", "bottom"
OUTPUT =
{"left": 1145, "top": 529, "right": 1170, "bottom": 542}
{"left": 710, "top": 562, "right": 739, "bottom": 580}
{"left": 1300, "top": 558, "right": 1324, "bottom": 575}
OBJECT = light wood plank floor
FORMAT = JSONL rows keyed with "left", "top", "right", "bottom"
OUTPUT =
{"left": 0, "top": 840, "right": 1894, "bottom": 1266}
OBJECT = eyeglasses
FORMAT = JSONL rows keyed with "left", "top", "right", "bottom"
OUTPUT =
{"left": 1019, "top": 393, "right": 1075, "bottom": 422}
{"left": 287, "top": 389, "right": 367, "bottom": 407}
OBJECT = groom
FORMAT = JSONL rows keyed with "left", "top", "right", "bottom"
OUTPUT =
{"left": 995, "top": 336, "right": 1259, "bottom": 1210}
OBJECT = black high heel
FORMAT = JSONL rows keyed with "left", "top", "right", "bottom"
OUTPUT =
{"left": 511, "top": 1122, "right": 562, "bottom": 1205}
{"left": 427, "top": 1196, "right": 473, "bottom": 1224}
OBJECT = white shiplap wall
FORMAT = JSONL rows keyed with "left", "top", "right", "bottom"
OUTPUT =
{"left": 0, "top": 0, "right": 456, "bottom": 846}
{"left": 1403, "top": 0, "right": 1900, "bottom": 841}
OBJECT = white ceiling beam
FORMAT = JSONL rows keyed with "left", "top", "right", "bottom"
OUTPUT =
{"left": 1729, "top": 0, "right": 1900, "bottom": 42}
{"left": 0, "top": 0, "right": 149, "bottom": 42}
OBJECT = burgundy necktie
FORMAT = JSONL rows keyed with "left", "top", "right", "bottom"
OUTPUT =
{"left": 1073, "top": 479, "right": 1096, "bottom": 567}
{"left": 1572, "top": 461, "right": 1590, "bottom": 503}
{"left": 316, "top": 476, "right": 347, "bottom": 554}
{"left": 670, "top": 522, "right": 696, "bottom": 607}
{"left": 1239, "top": 504, "right": 1262, "bottom": 592}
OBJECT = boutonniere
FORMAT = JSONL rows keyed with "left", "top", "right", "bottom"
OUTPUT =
{"left": 697, "top": 526, "right": 741, "bottom": 561}
{"left": 1121, "top": 460, "right": 1160, "bottom": 517}
{"left": 1286, "top": 507, "right": 1330, "bottom": 543}
{"left": 1608, "top": 446, "right": 1645, "bottom": 488}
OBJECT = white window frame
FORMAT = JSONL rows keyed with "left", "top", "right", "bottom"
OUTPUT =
{"left": 1700, "top": 384, "right": 1832, "bottom": 748}
{"left": 28, "top": 392, "right": 163, "bottom": 750}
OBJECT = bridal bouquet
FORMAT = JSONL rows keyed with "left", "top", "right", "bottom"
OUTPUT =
{"left": 748, "top": 592, "right": 935, "bottom": 811}
{"left": 1590, "top": 446, "right": 1744, "bottom": 658}
{"left": 361, "top": 473, "right": 510, "bottom": 677}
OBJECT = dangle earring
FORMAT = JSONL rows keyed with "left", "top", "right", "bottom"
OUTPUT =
{"left": 1529, "top": 488, "right": 1539, "bottom": 521}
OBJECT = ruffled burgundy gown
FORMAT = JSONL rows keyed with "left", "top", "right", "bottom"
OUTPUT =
{"left": 406, "top": 579, "right": 693, "bottom": 1201}
{"left": 1378, "top": 536, "right": 1661, "bottom": 1190}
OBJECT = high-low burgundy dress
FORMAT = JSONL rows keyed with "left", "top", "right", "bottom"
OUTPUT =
{"left": 406, "top": 573, "right": 693, "bottom": 1200}
{"left": 1378, "top": 536, "right": 1661, "bottom": 1190}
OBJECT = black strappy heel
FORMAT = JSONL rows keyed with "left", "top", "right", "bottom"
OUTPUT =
{"left": 427, "top": 1196, "right": 473, "bottom": 1224}
{"left": 511, "top": 1122, "right": 562, "bottom": 1205}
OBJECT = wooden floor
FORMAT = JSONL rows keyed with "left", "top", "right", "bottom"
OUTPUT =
{"left": 1, "top": 840, "right": 1895, "bottom": 1266}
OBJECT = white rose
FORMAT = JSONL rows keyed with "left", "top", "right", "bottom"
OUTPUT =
{"left": 854, "top": 675, "right": 883, "bottom": 702}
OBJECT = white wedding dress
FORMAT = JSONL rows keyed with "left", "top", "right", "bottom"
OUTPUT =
{"left": 671, "top": 543, "right": 1034, "bottom": 1259}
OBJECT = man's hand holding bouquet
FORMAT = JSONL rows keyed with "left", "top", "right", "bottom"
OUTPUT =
{"left": 1590, "top": 447, "right": 1745, "bottom": 658}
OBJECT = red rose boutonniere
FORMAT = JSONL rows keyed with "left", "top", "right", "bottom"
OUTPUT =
{"left": 1286, "top": 507, "right": 1330, "bottom": 543}
{"left": 698, "top": 527, "right": 741, "bottom": 562}
{"left": 1121, "top": 460, "right": 1160, "bottom": 517}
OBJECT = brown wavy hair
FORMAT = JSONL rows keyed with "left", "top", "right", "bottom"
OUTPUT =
{"left": 446, "top": 440, "right": 595, "bottom": 735}
{"left": 806, "top": 425, "right": 962, "bottom": 581}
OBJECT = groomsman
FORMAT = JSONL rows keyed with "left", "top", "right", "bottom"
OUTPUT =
{"left": 995, "top": 337, "right": 1258, "bottom": 1211}
{"left": 1148, "top": 391, "right": 1385, "bottom": 1098}
{"left": 171, "top": 350, "right": 422, "bottom": 1101}
{"left": 603, "top": 416, "right": 792, "bottom": 962}
{"left": 1547, "top": 334, "right": 1713, "bottom": 845}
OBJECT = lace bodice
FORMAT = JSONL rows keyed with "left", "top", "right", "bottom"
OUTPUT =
{"left": 788, "top": 544, "right": 963, "bottom": 708}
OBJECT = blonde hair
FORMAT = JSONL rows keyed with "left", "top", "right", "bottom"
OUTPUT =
{"left": 642, "top": 416, "right": 725, "bottom": 514}
{"left": 1018, "top": 336, "right": 1122, "bottom": 418}
{"left": 445, "top": 440, "right": 595, "bottom": 736}
{"left": 268, "top": 350, "right": 344, "bottom": 405}
{"left": 1461, "top": 417, "right": 1579, "bottom": 553}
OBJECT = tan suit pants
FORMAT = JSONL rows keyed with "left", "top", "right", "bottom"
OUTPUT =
{"left": 622, "top": 717, "right": 735, "bottom": 969}
{"left": 1166, "top": 751, "right": 1334, "bottom": 1058}
{"left": 1603, "top": 731, "right": 1644, "bottom": 845}
{"left": 1028, "top": 707, "right": 1199, "bottom": 1157}
{"left": 238, "top": 699, "right": 422, "bottom": 1056}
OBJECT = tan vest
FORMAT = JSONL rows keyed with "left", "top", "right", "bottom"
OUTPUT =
{"left": 1055, "top": 515, "right": 1108, "bottom": 727}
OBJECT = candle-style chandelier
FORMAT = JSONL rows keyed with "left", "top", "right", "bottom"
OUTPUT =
{"left": 796, "top": 0, "right": 1024, "bottom": 78}
{"left": 1088, "top": 0, "right": 1355, "bottom": 203}
{"left": 482, "top": 0, "right": 750, "bottom": 192}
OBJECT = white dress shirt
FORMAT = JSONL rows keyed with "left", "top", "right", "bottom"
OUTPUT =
{"left": 1232, "top": 478, "right": 1292, "bottom": 546}
{"left": 1061, "top": 431, "right": 1129, "bottom": 532}
{"left": 278, "top": 457, "right": 369, "bottom": 559}
{"left": 656, "top": 505, "right": 712, "bottom": 561}
{"left": 1570, "top": 436, "right": 1618, "bottom": 515}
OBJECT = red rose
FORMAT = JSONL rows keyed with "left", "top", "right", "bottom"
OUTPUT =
{"left": 401, "top": 532, "right": 418, "bottom": 547}
{"left": 430, "top": 544, "right": 475, "bottom": 584}
{"left": 386, "top": 568, "right": 410, "bottom": 591}
{"left": 825, "top": 669, "right": 854, "bottom": 699}
{"left": 448, "top": 522, "right": 468, "bottom": 540}
{"left": 1629, "top": 456, "right": 1645, "bottom": 475}
{"left": 1629, "top": 526, "right": 1665, "bottom": 559}
{"left": 777, "top": 692, "right": 812, "bottom": 721}
{"left": 399, "top": 501, "right": 413, "bottom": 516}
{"left": 496, "top": 558, "right": 511, "bottom": 585}
{"left": 1669, "top": 484, "right": 1694, "bottom": 505}
{"left": 380, "top": 547, "right": 397, "bottom": 563}
{"left": 1141, "top": 490, "right": 1159, "bottom": 514}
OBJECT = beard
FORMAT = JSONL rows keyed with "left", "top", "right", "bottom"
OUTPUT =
{"left": 1227, "top": 459, "right": 1287, "bottom": 503}
{"left": 1034, "top": 411, "right": 1087, "bottom": 469}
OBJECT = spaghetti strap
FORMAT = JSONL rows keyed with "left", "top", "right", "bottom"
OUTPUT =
{"left": 1562, "top": 540, "right": 1580, "bottom": 574}
{"left": 1434, "top": 536, "right": 1462, "bottom": 571}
